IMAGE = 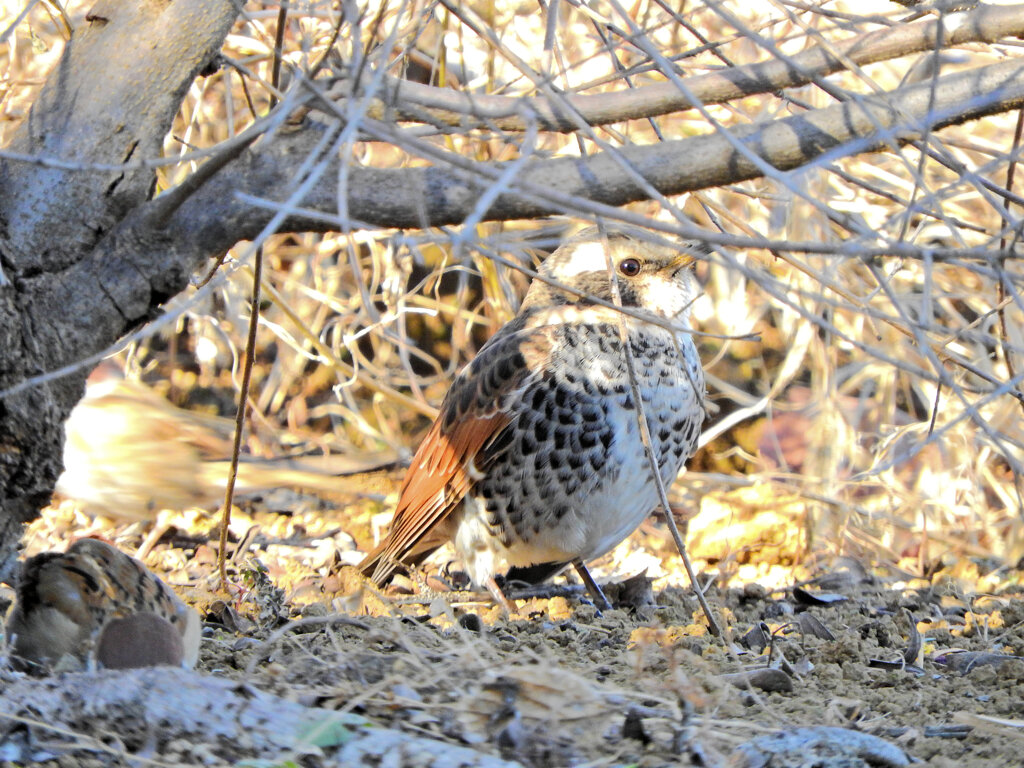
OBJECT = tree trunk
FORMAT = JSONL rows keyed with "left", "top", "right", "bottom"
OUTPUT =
{"left": 0, "top": 0, "right": 237, "bottom": 580}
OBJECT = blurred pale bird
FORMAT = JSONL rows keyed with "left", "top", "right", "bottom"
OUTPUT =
{"left": 55, "top": 369, "right": 396, "bottom": 532}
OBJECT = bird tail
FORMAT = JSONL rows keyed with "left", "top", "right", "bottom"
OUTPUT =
{"left": 358, "top": 534, "right": 446, "bottom": 587}
{"left": 357, "top": 542, "right": 400, "bottom": 587}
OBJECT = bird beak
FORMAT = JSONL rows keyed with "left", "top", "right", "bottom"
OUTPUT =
{"left": 667, "top": 253, "right": 695, "bottom": 273}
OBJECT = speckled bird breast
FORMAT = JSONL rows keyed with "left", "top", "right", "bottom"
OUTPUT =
{"left": 468, "top": 320, "right": 705, "bottom": 566}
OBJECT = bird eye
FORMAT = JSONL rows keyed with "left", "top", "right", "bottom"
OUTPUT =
{"left": 618, "top": 258, "right": 641, "bottom": 277}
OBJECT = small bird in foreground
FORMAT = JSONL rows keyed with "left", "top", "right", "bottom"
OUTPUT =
{"left": 4, "top": 538, "right": 200, "bottom": 671}
{"left": 359, "top": 226, "right": 708, "bottom": 609}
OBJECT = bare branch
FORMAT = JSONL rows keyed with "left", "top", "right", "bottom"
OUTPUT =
{"left": 318, "top": 3, "right": 1024, "bottom": 131}
{"left": 159, "top": 56, "right": 1024, "bottom": 247}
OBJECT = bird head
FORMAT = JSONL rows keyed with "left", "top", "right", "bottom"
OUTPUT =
{"left": 523, "top": 225, "right": 706, "bottom": 321}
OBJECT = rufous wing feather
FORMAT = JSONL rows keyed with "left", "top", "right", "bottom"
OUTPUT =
{"left": 358, "top": 409, "right": 511, "bottom": 585}
{"left": 358, "top": 326, "right": 541, "bottom": 586}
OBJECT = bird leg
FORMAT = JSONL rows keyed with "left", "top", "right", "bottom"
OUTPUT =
{"left": 572, "top": 559, "right": 612, "bottom": 611}
{"left": 134, "top": 511, "right": 175, "bottom": 561}
{"left": 485, "top": 577, "right": 516, "bottom": 615}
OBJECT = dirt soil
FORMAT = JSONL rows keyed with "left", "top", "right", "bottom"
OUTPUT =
{"left": 7, "top": 494, "right": 1024, "bottom": 767}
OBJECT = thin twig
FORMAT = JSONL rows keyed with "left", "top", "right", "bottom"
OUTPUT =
{"left": 599, "top": 223, "right": 722, "bottom": 636}
{"left": 218, "top": 248, "right": 264, "bottom": 589}
{"left": 998, "top": 108, "right": 1024, "bottom": 416}
{"left": 216, "top": 1, "right": 292, "bottom": 588}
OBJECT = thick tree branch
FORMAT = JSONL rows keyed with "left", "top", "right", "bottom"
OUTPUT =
{"left": 320, "top": 3, "right": 1024, "bottom": 131}
{"left": 22, "top": 51, "right": 1023, "bottom": 384}
{"left": 138, "top": 55, "right": 1024, "bottom": 257}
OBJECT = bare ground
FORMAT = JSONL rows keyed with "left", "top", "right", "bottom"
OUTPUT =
{"left": 3, "top": 493, "right": 1024, "bottom": 767}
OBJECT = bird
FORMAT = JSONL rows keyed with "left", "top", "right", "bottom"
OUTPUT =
{"left": 53, "top": 367, "right": 397, "bottom": 556}
{"left": 4, "top": 537, "right": 200, "bottom": 671}
{"left": 359, "top": 225, "right": 708, "bottom": 610}
{"left": 55, "top": 370, "right": 234, "bottom": 523}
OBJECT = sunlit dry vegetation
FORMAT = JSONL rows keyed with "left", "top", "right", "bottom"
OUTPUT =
{"left": 5, "top": 0, "right": 1024, "bottom": 763}
{"left": 21, "top": 0, "right": 1013, "bottom": 588}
